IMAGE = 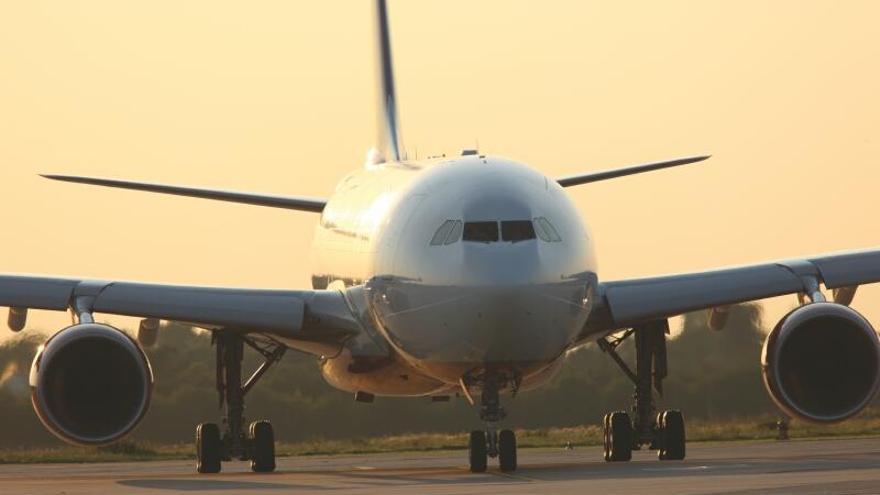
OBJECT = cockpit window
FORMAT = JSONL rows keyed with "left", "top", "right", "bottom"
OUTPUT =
{"left": 445, "top": 220, "right": 463, "bottom": 244}
{"left": 501, "top": 220, "right": 536, "bottom": 242}
{"left": 463, "top": 221, "right": 499, "bottom": 242}
{"left": 534, "top": 217, "right": 562, "bottom": 242}
{"left": 433, "top": 219, "right": 547, "bottom": 244}
{"left": 430, "top": 220, "right": 455, "bottom": 245}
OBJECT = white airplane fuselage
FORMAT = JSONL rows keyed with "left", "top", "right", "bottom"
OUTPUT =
{"left": 311, "top": 155, "right": 597, "bottom": 396}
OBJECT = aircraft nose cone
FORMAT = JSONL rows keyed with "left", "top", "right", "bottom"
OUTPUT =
{"left": 366, "top": 273, "right": 592, "bottom": 372}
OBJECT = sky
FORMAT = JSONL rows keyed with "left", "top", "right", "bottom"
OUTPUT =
{"left": 1, "top": 1, "right": 879, "bottom": 338}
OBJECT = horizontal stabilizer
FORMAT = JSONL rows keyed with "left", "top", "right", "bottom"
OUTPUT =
{"left": 556, "top": 155, "right": 710, "bottom": 188}
{"left": 41, "top": 174, "right": 327, "bottom": 213}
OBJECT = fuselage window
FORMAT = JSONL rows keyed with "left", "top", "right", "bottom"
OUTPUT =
{"left": 501, "top": 220, "right": 536, "bottom": 242}
{"left": 534, "top": 217, "right": 562, "bottom": 242}
{"left": 430, "top": 220, "right": 455, "bottom": 245}
{"left": 463, "top": 221, "right": 499, "bottom": 242}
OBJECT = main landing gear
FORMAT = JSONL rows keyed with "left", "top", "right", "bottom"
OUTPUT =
{"left": 466, "top": 373, "right": 518, "bottom": 473}
{"left": 196, "top": 330, "right": 286, "bottom": 473}
{"left": 598, "top": 319, "right": 686, "bottom": 462}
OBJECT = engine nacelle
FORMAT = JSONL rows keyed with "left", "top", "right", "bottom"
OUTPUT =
{"left": 29, "top": 323, "right": 153, "bottom": 446}
{"left": 762, "top": 303, "right": 880, "bottom": 423}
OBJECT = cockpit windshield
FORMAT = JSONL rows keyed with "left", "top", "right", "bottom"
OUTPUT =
{"left": 430, "top": 218, "right": 559, "bottom": 245}
{"left": 501, "top": 220, "right": 536, "bottom": 242}
{"left": 463, "top": 221, "right": 499, "bottom": 242}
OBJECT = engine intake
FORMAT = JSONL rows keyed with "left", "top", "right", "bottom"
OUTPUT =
{"left": 762, "top": 303, "right": 880, "bottom": 423}
{"left": 29, "top": 323, "right": 153, "bottom": 446}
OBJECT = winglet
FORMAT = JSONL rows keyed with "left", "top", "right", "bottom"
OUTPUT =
{"left": 556, "top": 155, "right": 711, "bottom": 188}
{"left": 41, "top": 174, "right": 327, "bottom": 213}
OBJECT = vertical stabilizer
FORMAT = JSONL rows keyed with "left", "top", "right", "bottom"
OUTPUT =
{"left": 372, "top": 0, "right": 403, "bottom": 164}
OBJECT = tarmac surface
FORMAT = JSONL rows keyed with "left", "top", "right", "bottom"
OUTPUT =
{"left": 2, "top": 437, "right": 880, "bottom": 494}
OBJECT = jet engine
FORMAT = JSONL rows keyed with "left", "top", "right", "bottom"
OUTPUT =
{"left": 29, "top": 323, "right": 153, "bottom": 446}
{"left": 762, "top": 302, "right": 880, "bottom": 423}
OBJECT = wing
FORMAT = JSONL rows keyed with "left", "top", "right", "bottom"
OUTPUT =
{"left": 0, "top": 274, "right": 362, "bottom": 355}
{"left": 583, "top": 248, "right": 880, "bottom": 335}
{"left": 41, "top": 175, "right": 327, "bottom": 213}
{"left": 556, "top": 155, "right": 710, "bottom": 187}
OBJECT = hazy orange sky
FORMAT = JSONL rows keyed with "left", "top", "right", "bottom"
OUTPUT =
{"left": 1, "top": 1, "right": 879, "bottom": 338}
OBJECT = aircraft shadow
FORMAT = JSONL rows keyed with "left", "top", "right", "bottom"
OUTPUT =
{"left": 118, "top": 478, "right": 311, "bottom": 492}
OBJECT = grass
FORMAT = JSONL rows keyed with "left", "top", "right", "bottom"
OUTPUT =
{"left": 2, "top": 411, "right": 880, "bottom": 464}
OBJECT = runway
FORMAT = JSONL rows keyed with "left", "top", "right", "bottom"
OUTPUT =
{"left": 2, "top": 437, "right": 880, "bottom": 494}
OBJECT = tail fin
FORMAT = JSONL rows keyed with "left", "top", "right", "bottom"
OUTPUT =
{"left": 372, "top": 0, "right": 403, "bottom": 164}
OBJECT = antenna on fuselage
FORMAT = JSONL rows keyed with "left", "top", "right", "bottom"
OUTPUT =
{"left": 371, "top": 0, "right": 404, "bottom": 165}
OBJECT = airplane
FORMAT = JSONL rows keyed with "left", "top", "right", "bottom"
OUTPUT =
{"left": 4, "top": 0, "right": 880, "bottom": 475}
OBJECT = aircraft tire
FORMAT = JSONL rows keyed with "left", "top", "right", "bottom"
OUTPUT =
{"left": 469, "top": 430, "right": 488, "bottom": 473}
{"left": 658, "top": 410, "right": 686, "bottom": 461}
{"left": 196, "top": 422, "right": 222, "bottom": 474}
{"left": 602, "top": 413, "right": 611, "bottom": 461}
{"left": 250, "top": 420, "right": 276, "bottom": 472}
{"left": 498, "top": 429, "right": 517, "bottom": 472}
{"left": 605, "top": 411, "right": 633, "bottom": 462}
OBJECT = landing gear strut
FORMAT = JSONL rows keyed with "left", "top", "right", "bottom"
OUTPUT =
{"left": 196, "top": 330, "right": 286, "bottom": 473}
{"left": 465, "top": 373, "right": 518, "bottom": 473}
{"left": 598, "top": 319, "right": 686, "bottom": 462}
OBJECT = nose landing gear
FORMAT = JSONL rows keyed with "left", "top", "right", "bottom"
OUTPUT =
{"left": 465, "top": 373, "right": 519, "bottom": 472}
{"left": 598, "top": 319, "right": 686, "bottom": 462}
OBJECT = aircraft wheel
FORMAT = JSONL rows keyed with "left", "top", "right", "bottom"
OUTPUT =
{"left": 196, "top": 422, "right": 222, "bottom": 474}
{"left": 249, "top": 420, "right": 276, "bottom": 472}
{"left": 658, "top": 410, "right": 685, "bottom": 461}
{"left": 469, "top": 430, "right": 488, "bottom": 473}
{"left": 604, "top": 411, "right": 632, "bottom": 462}
{"left": 498, "top": 429, "right": 517, "bottom": 472}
